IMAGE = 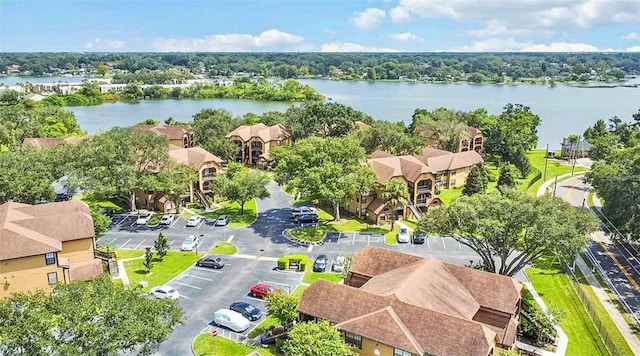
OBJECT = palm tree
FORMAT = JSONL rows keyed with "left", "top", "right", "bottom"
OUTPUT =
{"left": 380, "top": 179, "right": 410, "bottom": 230}
{"left": 567, "top": 134, "right": 580, "bottom": 172}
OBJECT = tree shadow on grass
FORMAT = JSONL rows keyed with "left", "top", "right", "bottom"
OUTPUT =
{"left": 134, "top": 269, "right": 150, "bottom": 275}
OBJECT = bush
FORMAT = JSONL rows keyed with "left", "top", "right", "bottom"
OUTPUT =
{"left": 299, "top": 262, "right": 306, "bottom": 272}
{"left": 277, "top": 254, "right": 310, "bottom": 271}
{"left": 277, "top": 260, "right": 287, "bottom": 270}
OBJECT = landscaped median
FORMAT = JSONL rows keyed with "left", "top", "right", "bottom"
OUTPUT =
{"left": 210, "top": 242, "right": 237, "bottom": 255}
{"left": 192, "top": 333, "right": 275, "bottom": 356}
{"left": 201, "top": 199, "right": 258, "bottom": 228}
{"left": 122, "top": 250, "right": 204, "bottom": 292}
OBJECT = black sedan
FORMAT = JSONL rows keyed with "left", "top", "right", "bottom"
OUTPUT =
{"left": 313, "top": 254, "right": 328, "bottom": 272}
{"left": 412, "top": 233, "right": 426, "bottom": 245}
{"left": 196, "top": 255, "right": 225, "bottom": 269}
{"left": 230, "top": 302, "right": 263, "bottom": 321}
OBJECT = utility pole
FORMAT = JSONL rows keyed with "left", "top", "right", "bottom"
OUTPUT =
{"left": 553, "top": 176, "right": 558, "bottom": 197}
{"left": 543, "top": 144, "right": 549, "bottom": 181}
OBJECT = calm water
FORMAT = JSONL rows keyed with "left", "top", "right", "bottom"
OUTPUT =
{"left": 2, "top": 76, "right": 639, "bottom": 149}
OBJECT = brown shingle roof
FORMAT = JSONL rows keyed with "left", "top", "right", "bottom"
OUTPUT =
{"left": 225, "top": 123, "right": 290, "bottom": 142}
{"left": 133, "top": 124, "right": 192, "bottom": 140}
{"left": 0, "top": 201, "right": 95, "bottom": 261}
{"left": 168, "top": 146, "right": 223, "bottom": 170}
{"left": 414, "top": 147, "right": 484, "bottom": 172}
{"left": 369, "top": 155, "right": 434, "bottom": 184}
{"left": 299, "top": 280, "right": 496, "bottom": 356}
{"left": 22, "top": 136, "right": 89, "bottom": 149}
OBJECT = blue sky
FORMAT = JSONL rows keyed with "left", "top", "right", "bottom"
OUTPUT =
{"left": 1, "top": 0, "right": 640, "bottom": 52}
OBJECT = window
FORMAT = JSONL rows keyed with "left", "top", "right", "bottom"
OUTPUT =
{"left": 450, "top": 169, "right": 457, "bottom": 176}
{"left": 394, "top": 348, "right": 412, "bottom": 356}
{"left": 47, "top": 272, "right": 58, "bottom": 285}
{"left": 361, "top": 195, "right": 368, "bottom": 204}
{"left": 45, "top": 252, "right": 56, "bottom": 265}
{"left": 344, "top": 331, "right": 362, "bottom": 349}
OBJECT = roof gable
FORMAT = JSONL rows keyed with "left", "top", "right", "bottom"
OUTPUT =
{"left": 169, "top": 146, "right": 223, "bottom": 169}
{"left": 226, "top": 123, "right": 290, "bottom": 142}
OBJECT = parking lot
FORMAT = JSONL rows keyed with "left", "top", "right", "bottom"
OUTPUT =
{"left": 155, "top": 256, "right": 302, "bottom": 355}
{"left": 99, "top": 214, "right": 233, "bottom": 252}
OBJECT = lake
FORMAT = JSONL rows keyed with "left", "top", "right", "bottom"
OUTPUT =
{"left": 2, "top": 76, "right": 639, "bottom": 149}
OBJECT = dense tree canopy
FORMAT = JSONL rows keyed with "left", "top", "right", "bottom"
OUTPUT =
{"left": 191, "top": 109, "right": 240, "bottom": 161}
{"left": 417, "top": 192, "right": 597, "bottom": 276}
{"left": 0, "top": 274, "right": 183, "bottom": 356}
{"left": 280, "top": 321, "right": 353, "bottom": 356}
{"left": 283, "top": 102, "right": 373, "bottom": 141}
{"left": 350, "top": 120, "right": 422, "bottom": 155}
{"left": 211, "top": 163, "right": 271, "bottom": 212}
{"left": 0, "top": 147, "right": 65, "bottom": 204}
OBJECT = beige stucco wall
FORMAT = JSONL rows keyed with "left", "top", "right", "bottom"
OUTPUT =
{"left": 0, "top": 254, "right": 61, "bottom": 298}
{"left": 60, "top": 238, "right": 95, "bottom": 264}
{"left": 352, "top": 338, "right": 400, "bottom": 356}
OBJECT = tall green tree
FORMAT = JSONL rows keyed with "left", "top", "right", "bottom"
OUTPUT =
{"left": 0, "top": 147, "right": 61, "bottom": 204}
{"left": 154, "top": 232, "right": 169, "bottom": 260}
{"left": 88, "top": 204, "right": 112, "bottom": 238}
{"left": 284, "top": 102, "right": 372, "bottom": 140}
{"left": 272, "top": 136, "right": 366, "bottom": 220}
{"left": 462, "top": 163, "right": 490, "bottom": 195}
{"left": 353, "top": 165, "right": 377, "bottom": 219}
{"left": 211, "top": 166, "right": 271, "bottom": 212}
{"left": 0, "top": 274, "right": 183, "bottom": 356}
{"left": 380, "top": 179, "right": 410, "bottom": 230}
{"left": 143, "top": 247, "right": 154, "bottom": 273}
{"left": 265, "top": 293, "right": 300, "bottom": 329}
{"left": 417, "top": 192, "right": 597, "bottom": 276}
{"left": 410, "top": 107, "right": 471, "bottom": 152}
{"left": 351, "top": 121, "right": 423, "bottom": 155}
{"left": 155, "top": 161, "right": 198, "bottom": 213}
{"left": 191, "top": 109, "right": 240, "bottom": 160}
{"left": 280, "top": 321, "right": 353, "bottom": 356}
{"left": 497, "top": 163, "right": 517, "bottom": 189}
{"left": 69, "top": 127, "right": 169, "bottom": 211}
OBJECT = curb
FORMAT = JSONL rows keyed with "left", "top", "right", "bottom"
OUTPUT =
{"left": 282, "top": 229, "right": 325, "bottom": 246}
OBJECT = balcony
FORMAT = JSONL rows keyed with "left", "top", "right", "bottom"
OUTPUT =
{"left": 416, "top": 185, "right": 432, "bottom": 193}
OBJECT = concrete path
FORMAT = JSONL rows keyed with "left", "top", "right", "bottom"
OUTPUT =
{"left": 520, "top": 279, "right": 569, "bottom": 356}
{"left": 537, "top": 175, "right": 640, "bottom": 355}
{"left": 535, "top": 172, "right": 576, "bottom": 197}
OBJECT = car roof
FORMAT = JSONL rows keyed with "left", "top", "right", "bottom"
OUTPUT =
{"left": 253, "top": 283, "right": 270, "bottom": 288}
{"left": 158, "top": 285, "right": 174, "bottom": 292}
{"left": 231, "top": 301, "right": 250, "bottom": 308}
{"left": 217, "top": 215, "right": 228, "bottom": 218}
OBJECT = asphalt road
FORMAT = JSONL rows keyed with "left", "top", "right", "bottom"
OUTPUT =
{"left": 103, "top": 181, "right": 484, "bottom": 356}
{"left": 554, "top": 176, "right": 640, "bottom": 324}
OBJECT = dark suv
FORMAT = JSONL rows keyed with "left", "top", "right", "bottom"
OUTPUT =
{"left": 295, "top": 214, "right": 318, "bottom": 224}
{"left": 313, "top": 255, "right": 328, "bottom": 272}
{"left": 412, "top": 233, "right": 426, "bottom": 245}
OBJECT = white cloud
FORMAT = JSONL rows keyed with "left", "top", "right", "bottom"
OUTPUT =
{"left": 151, "top": 29, "right": 305, "bottom": 52}
{"left": 451, "top": 38, "right": 612, "bottom": 52}
{"left": 393, "top": 0, "right": 640, "bottom": 32}
{"left": 391, "top": 32, "right": 423, "bottom": 42}
{"left": 351, "top": 8, "right": 386, "bottom": 30}
{"left": 389, "top": 6, "right": 411, "bottom": 22}
{"left": 623, "top": 32, "right": 640, "bottom": 40}
{"left": 321, "top": 42, "right": 400, "bottom": 52}
{"left": 627, "top": 46, "right": 640, "bottom": 52}
{"left": 84, "top": 38, "right": 124, "bottom": 50}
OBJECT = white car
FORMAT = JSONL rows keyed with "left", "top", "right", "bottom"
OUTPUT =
{"left": 150, "top": 285, "right": 180, "bottom": 300}
{"left": 186, "top": 215, "right": 202, "bottom": 227}
{"left": 136, "top": 212, "right": 154, "bottom": 225}
{"left": 397, "top": 227, "right": 410, "bottom": 243}
{"left": 181, "top": 235, "right": 200, "bottom": 251}
{"left": 160, "top": 214, "right": 175, "bottom": 225}
{"left": 213, "top": 309, "right": 251, "bottom": 332}
{"left": 332, "top": 255, "right": 346, "bottom": 272}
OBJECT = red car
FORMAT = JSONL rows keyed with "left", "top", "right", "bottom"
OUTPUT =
{"left": 249, "top": 283, "right": 278, "bottom": 299}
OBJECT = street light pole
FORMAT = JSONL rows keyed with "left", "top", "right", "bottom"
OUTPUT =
{"left": 553, "top": 176, "right": 558, "bottom": 197}
{"left": 543, "top": 144, "right": 549, "bottom": 181}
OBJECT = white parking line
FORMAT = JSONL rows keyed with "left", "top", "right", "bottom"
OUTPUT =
{"left": 245, "top": 295, "right": 265, "bottom": 302}
{"left": 441, "top": 236, "right": 446, "bottom": 249}
{"left": 367, "top": 235, "right": 371, "bottom": 245}
{"left": 195, "top": 268, "right": 223, "bottom": 274}
{"left": 183, "top": 274, "right": 213, "bottom": 281}
{"left": 426, "top": 238, "right": 430, "bottom": 248}
{"left": 307, "top": 245, "right": 313, "bottom": 252}
{"left": 134, "top": 240, "right": 145, "bottom": 250}
{"left": 174, "top": 281, "right": 201, "bottom": 289}
{"left": 119, "top": 239, "right": 131, "bottom": 248}
{"left": 199, "top": 325, "right": 211, "bottom": 333}
{"left": 179, "top": 295, "right": 190, "bottom": 299}
{"left": 169, "top": 217, "right": 180, "bottom": 228}
{"left": 196, "top": 221, "right": 205, "bottom": 230}
{"left": 107, "top": 238, "right": 118, "bottom": 244}
{"left": 457, "top": 241, "right": 462, "bottom": 249}
{"left": 168, "top": 240, "right": 175, "bottom": 246}
{"left": 336, "top": 234, "right": 340, "bottom": 245}
{"left": 226, "top": 235, "right": 234, "bottom": 242}
{"left": 129, "top": 220, "right": 138, "bottom": 228}
{"left": 352, "top": 233, "right": 356, "bottom": 245}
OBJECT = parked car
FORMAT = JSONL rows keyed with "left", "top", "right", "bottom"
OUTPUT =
{"left": 181, "top": 235, "right": 200, "bottom": 251}
{"left": 196, "top": 255, "right": 225, "bottom": 269}
{"left": 412, "top": 233, "right": 426, "bottom": 245}
{"left": 160, "top": 214, "right": 175, "bottom": 225}
{"left": 136, "top": 213, "right": 154, "bottom": 225}
{"left": 186, "top": 215, "right": 202, "bottom": 227}
{"left": 213, "top": 309, "right": 251, "bottom": 332}
{"left": 249, "top": 283, "right": 278, "bottom": 299}
{"left": 100, "top": 208, "right": 114, "bottom": 217}
{"left": 313, "top": 254, "right": 328, "bottom": 272}
{"left": 55, "top": 193, "right": 71, "bottom": 202}
{"left": 332, "top": 255, "right": 347, "bottom": 272}
{"left": 38, "top": 198, "right": 50, "bottom": 204}
{"left": 295, "top": 214, "right": 318, "bottom": 224}
{"left": 215, "top": 215, "right": 230, "bottom": 226}
{"left": 397, "top": 227, "right": 410, "bottom": 243}
{"left": 290, "top": 206, "right": 318, "bottom": 220}
{"left": 150, "top": 285, "right": 180, "bottom": 300}
{"left": 229, "top": 302, "right": 263, "bottom": 321}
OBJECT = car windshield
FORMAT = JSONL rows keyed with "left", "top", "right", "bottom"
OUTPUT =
{"left": 184, "top": 238, "right": 193, "bottom": 244}
{"left": 166, "top": 288, "right": 176, "bottom": 294}
{"left": 244, "top": 304, "right": 256, "bottom": 312}
{"left": 400, "top": 228, "right": 408, "bottom": 234}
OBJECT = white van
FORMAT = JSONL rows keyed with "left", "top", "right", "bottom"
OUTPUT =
{"left": 213, "top": 309, "right": 251, "bottom": 332}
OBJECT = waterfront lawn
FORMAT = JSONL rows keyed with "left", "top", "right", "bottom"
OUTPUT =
{"left": 210, "top": 242, "right": 238, "bottom": 255}
{"left": 202, "top": 199, "right": 257, "bottom": 228}
{"left": 124, "top": 250, "right": 203, "bottom": 292}
{"left": 526, "top": 150, "right": 585, "bottom": 196}
{"left": 193, "top": 334, "right": 275, "bottom": 356}
{"left": 526, "top": 256, "right": 608, "bottom": 356}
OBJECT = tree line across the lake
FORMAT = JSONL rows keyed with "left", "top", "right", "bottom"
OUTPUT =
{"left": 2, "top": 52, "right": 638, "bottom": 83}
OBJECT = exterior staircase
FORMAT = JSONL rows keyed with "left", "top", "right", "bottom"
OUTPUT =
{"left": 193, "top": 187, "right": 211, "bottom": 210}
{"left": 407, "top": 202, "right": 422, "bottom": 220}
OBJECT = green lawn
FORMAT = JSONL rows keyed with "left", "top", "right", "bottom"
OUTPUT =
{"left": 289, "top": 216, "right": 390, "bottom": 244}
{"left": 401, "top": 219, "right": 418, "bottom": 229}
{"left": 210, "top": 242, "right": 238, "bottom": 255}
{"left": 148, "top": 214, "right": 162, "bottom": 226}
{"left": 123, "top": 250, "right": 204, "bottom": 292}
{"left": 384, "top": 225, "right": 401, "bottom": 245}
{"left": 291, "top": 284, "right": 308, "bottom": 298}
{"left": 202, "top": 199, "right": 257, "bottom": 228}
{"left": 289, "top": 226, "right": 326, "bottom": 243}
{"left": 247, "top": 316, "right": 280, "bottom": 338}
{"left": 193, "top": 334, "right": 275, "bottom": 356}
{"left": 115, "top": 249, "right": 144, "bottom": 260}
{"left": 75, "top": 192, "right": 127, "bottom": 213}
{"left": 526, "top": 150, "right": 586, "bottom": 196}
{"left": 302, "top": 272, "right": 343, "bottom": 284}
{"left": 525, "top": 256, "right": 608, "bottom": 356}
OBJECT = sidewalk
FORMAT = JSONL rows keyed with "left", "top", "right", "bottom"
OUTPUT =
{"left": 537, "top": 175, "right": 640, "bottom": 355}
{"left": 520, "top": 279, "right": 569, "bottom": 356}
